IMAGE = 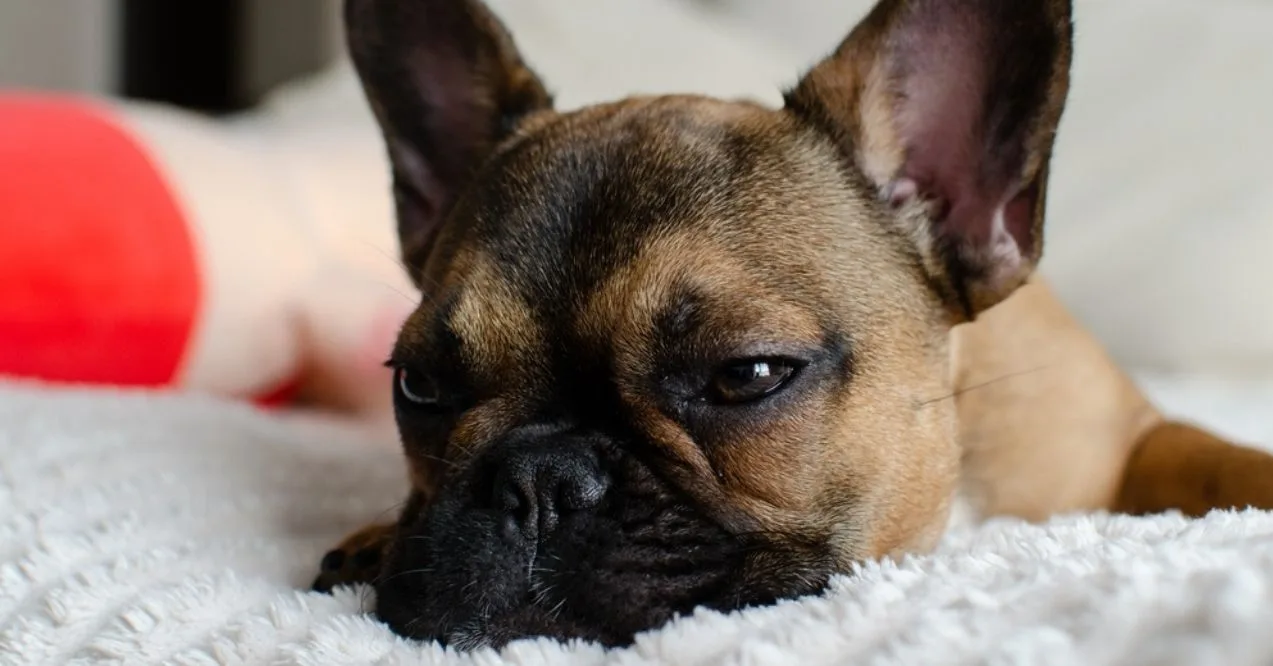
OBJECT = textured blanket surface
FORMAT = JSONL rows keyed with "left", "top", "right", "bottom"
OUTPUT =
{"left": 2, "top": 378, "right": 1272, "bottom": 665}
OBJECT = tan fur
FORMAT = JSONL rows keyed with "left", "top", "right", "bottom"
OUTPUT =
{"left": 577, "top": 231, "right": 829, "bottom": 516}
{"left": 448, "top": 254, "right": 544, "bottom": 388}
{"left": 542, "top": 102, "right": 967, "bottom": 562}
{"left": 575, "top": 222, "right": 956, "bottom": 560}
{"left": 954, "top": 278, "right": 1273, "bottom": 523}
{"left": 951, "top": 278, "right": 1163, "bottom": 521}
{"left": 1114, "top": 421, "right": 1273, "bottom": 517}
{"left": 311, "top": 522, "right": 396, "bottom": 592}
{"left": 326, "top": 95, "right": 1273, "bottom": 589}
{"left": 321, "top": 0, "right": 1273, "bottom": 622}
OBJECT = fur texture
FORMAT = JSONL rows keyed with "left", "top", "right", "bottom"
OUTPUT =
{"left": 331, "top": 0, "right": 1273, "bottom": 649}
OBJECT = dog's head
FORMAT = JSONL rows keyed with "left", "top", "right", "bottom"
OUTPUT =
{"left": 345, "top": 0, "right": 1072, "bottom": 649}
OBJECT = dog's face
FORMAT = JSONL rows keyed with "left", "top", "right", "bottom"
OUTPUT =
{"left": 345, "top": 0, "right": 1072, "bottom": 649}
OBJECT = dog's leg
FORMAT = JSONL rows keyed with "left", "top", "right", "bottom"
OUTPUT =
{"left": 311, "top": 522, "right": 396, "bottom": 592}
{"left": 1113, "top": 421, "right": 1273, "bottom": 516}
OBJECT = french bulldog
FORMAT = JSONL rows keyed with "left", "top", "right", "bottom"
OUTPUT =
{"left": 311, "top": 0, "right": 1273, "bottom": 650}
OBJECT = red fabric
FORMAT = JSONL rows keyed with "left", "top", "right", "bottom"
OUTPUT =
{"left": 0, "top": 94, "right": 201, "bottom": 387}
{"left": 253, "top": 376, "right": 302, "bottom": 409}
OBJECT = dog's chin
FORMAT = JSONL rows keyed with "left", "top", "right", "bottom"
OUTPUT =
{"left": 371, "top": 506, "right": 756, "bottom": 649}
{"left": 371, "top": 442, "right": 838, "bottom": 649}
{"left": 372, "top": 493, "right": 835, "bottom": 648}
{"left": 374, "top": 545, "right": 831, "bottom": 650}
{"left": 373, "top": 518, "right": 843, "bottom": 649}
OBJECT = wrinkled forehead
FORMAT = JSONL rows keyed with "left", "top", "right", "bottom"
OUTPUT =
{"left": 463, "top": 99, "right": 763, "bottom": 289}
{"left": 400, "top": 232, "right": 833, "bottom": 395}
{"left": 396, "top": 96, "right": 890, "bottom": 375}
{"left": 454, "top": 96, "right": 855, "bottom": 298}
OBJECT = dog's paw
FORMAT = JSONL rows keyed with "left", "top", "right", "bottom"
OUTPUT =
{"left": 311, "top": 522, "right": 395, "bottom": 593}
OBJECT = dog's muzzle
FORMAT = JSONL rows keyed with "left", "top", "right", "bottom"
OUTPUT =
{"left": 372, "top": 425, "right": 777, "bottom": 649}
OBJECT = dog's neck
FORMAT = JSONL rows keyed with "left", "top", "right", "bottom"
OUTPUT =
{"left": 949, "top": 277, "right": 1162, "bottom": 522}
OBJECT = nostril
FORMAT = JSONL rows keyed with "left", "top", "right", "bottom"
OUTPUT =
{"left": 493, "top": 474, "right": 537, "bottom": 537}
{"left": 496, "top": 484, "right": 522, "bottom": 514}
{"left": 482, "top": 441, "right": 610, "bottom": 542}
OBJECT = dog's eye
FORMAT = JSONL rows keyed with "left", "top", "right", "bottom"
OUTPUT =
{"left": 708, "top": 359, "right": 801, "bottom": 405}
{"left": 394, "top": 367, "right": 441, "bottom": 407}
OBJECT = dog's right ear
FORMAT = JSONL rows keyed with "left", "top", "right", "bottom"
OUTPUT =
{"left": 345, "top": 0, "right": 552, "bottom": 285}
{"left": 785, "top": 0, "right": 1072, "bottom": 320}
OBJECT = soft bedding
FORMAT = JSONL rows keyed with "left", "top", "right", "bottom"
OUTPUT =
{"left": 4, "top": 0, "right": 1273, "bottom": 663}
{"left": 1, "top": 375, "right": 1271, "bottom": 665}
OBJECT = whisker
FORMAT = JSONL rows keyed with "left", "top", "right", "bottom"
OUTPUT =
{"left": 376, "top": 566, "right": 434, "bottom": 586}
{"left": 548, "top": 596, "right": 568, "bottom": 621}
{"left": 359, "top": 584, "right": 377, "bottom": 610}
{"left": 359, "top": 240, "right": 448, "bottom": 306}
{"left": 914, "top": 364, "right": 1051, "bottom": 408}
{"left": 416, "top": 451, "right": 460, "bottom": 470}
{"left": 361, "top": 241, "right": 417, "bottom": 278}
{"left": 377, "top": 281, "right": 421, "bottom": 306}
{"left": 369, "top": 499, "right": 409, "bottom": 525}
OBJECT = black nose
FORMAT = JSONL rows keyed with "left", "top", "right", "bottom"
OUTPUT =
{"left": 487, "top": 439, "right": 609, "bottom": 541}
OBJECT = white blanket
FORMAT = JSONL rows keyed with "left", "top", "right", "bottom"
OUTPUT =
{"left": 2, "top": 377, "right": 1272, "bottom": 665}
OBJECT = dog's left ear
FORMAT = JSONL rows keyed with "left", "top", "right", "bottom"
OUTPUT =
{"left": 344, "top": 0, "right": 553, "bottom": 286}
{"left": 785, "top": 0, "right": 1073, "bottom": 319}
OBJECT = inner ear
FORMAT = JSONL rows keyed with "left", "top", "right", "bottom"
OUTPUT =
{"left": 345, "top": 0, "right": 554, "bottom": 286}
{"left": 785, "top": 0, "right": 1073, "bottom": 319}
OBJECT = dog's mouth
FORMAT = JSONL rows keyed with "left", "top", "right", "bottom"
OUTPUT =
{"left": 372, "top": 446, "right": 833, "bottom": 649}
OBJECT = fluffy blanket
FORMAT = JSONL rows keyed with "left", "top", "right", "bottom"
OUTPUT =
{"left": 2, "top": 377, "right": 1272, "bottom": 666}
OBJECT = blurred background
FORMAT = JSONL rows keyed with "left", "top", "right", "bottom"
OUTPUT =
{"left": 1, "top": 0, "right": 1271, "bottom": 423}
{"left": 0, "top": 0, "right": 342, "bottom": 112}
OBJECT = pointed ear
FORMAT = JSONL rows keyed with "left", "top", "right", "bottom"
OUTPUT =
{"left": 785, "top": 0, "right": 1073, "bottom": 319}
{"left": 344, "top": 0, "right": 553, "bottom": 286}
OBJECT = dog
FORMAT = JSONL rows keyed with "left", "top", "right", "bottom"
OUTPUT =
{"left": 310, "top": 0, "right": 1273, "bottom": 650}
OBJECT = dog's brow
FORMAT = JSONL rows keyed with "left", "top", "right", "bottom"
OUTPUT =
{"left": 390, "top": 294, "right": 461, "bottom": 367}
{"left": 435, "top": 298, "right": 463, "bottom": 341}
{"left": 653, "top": 289, "right": 705, "bottom": 345}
